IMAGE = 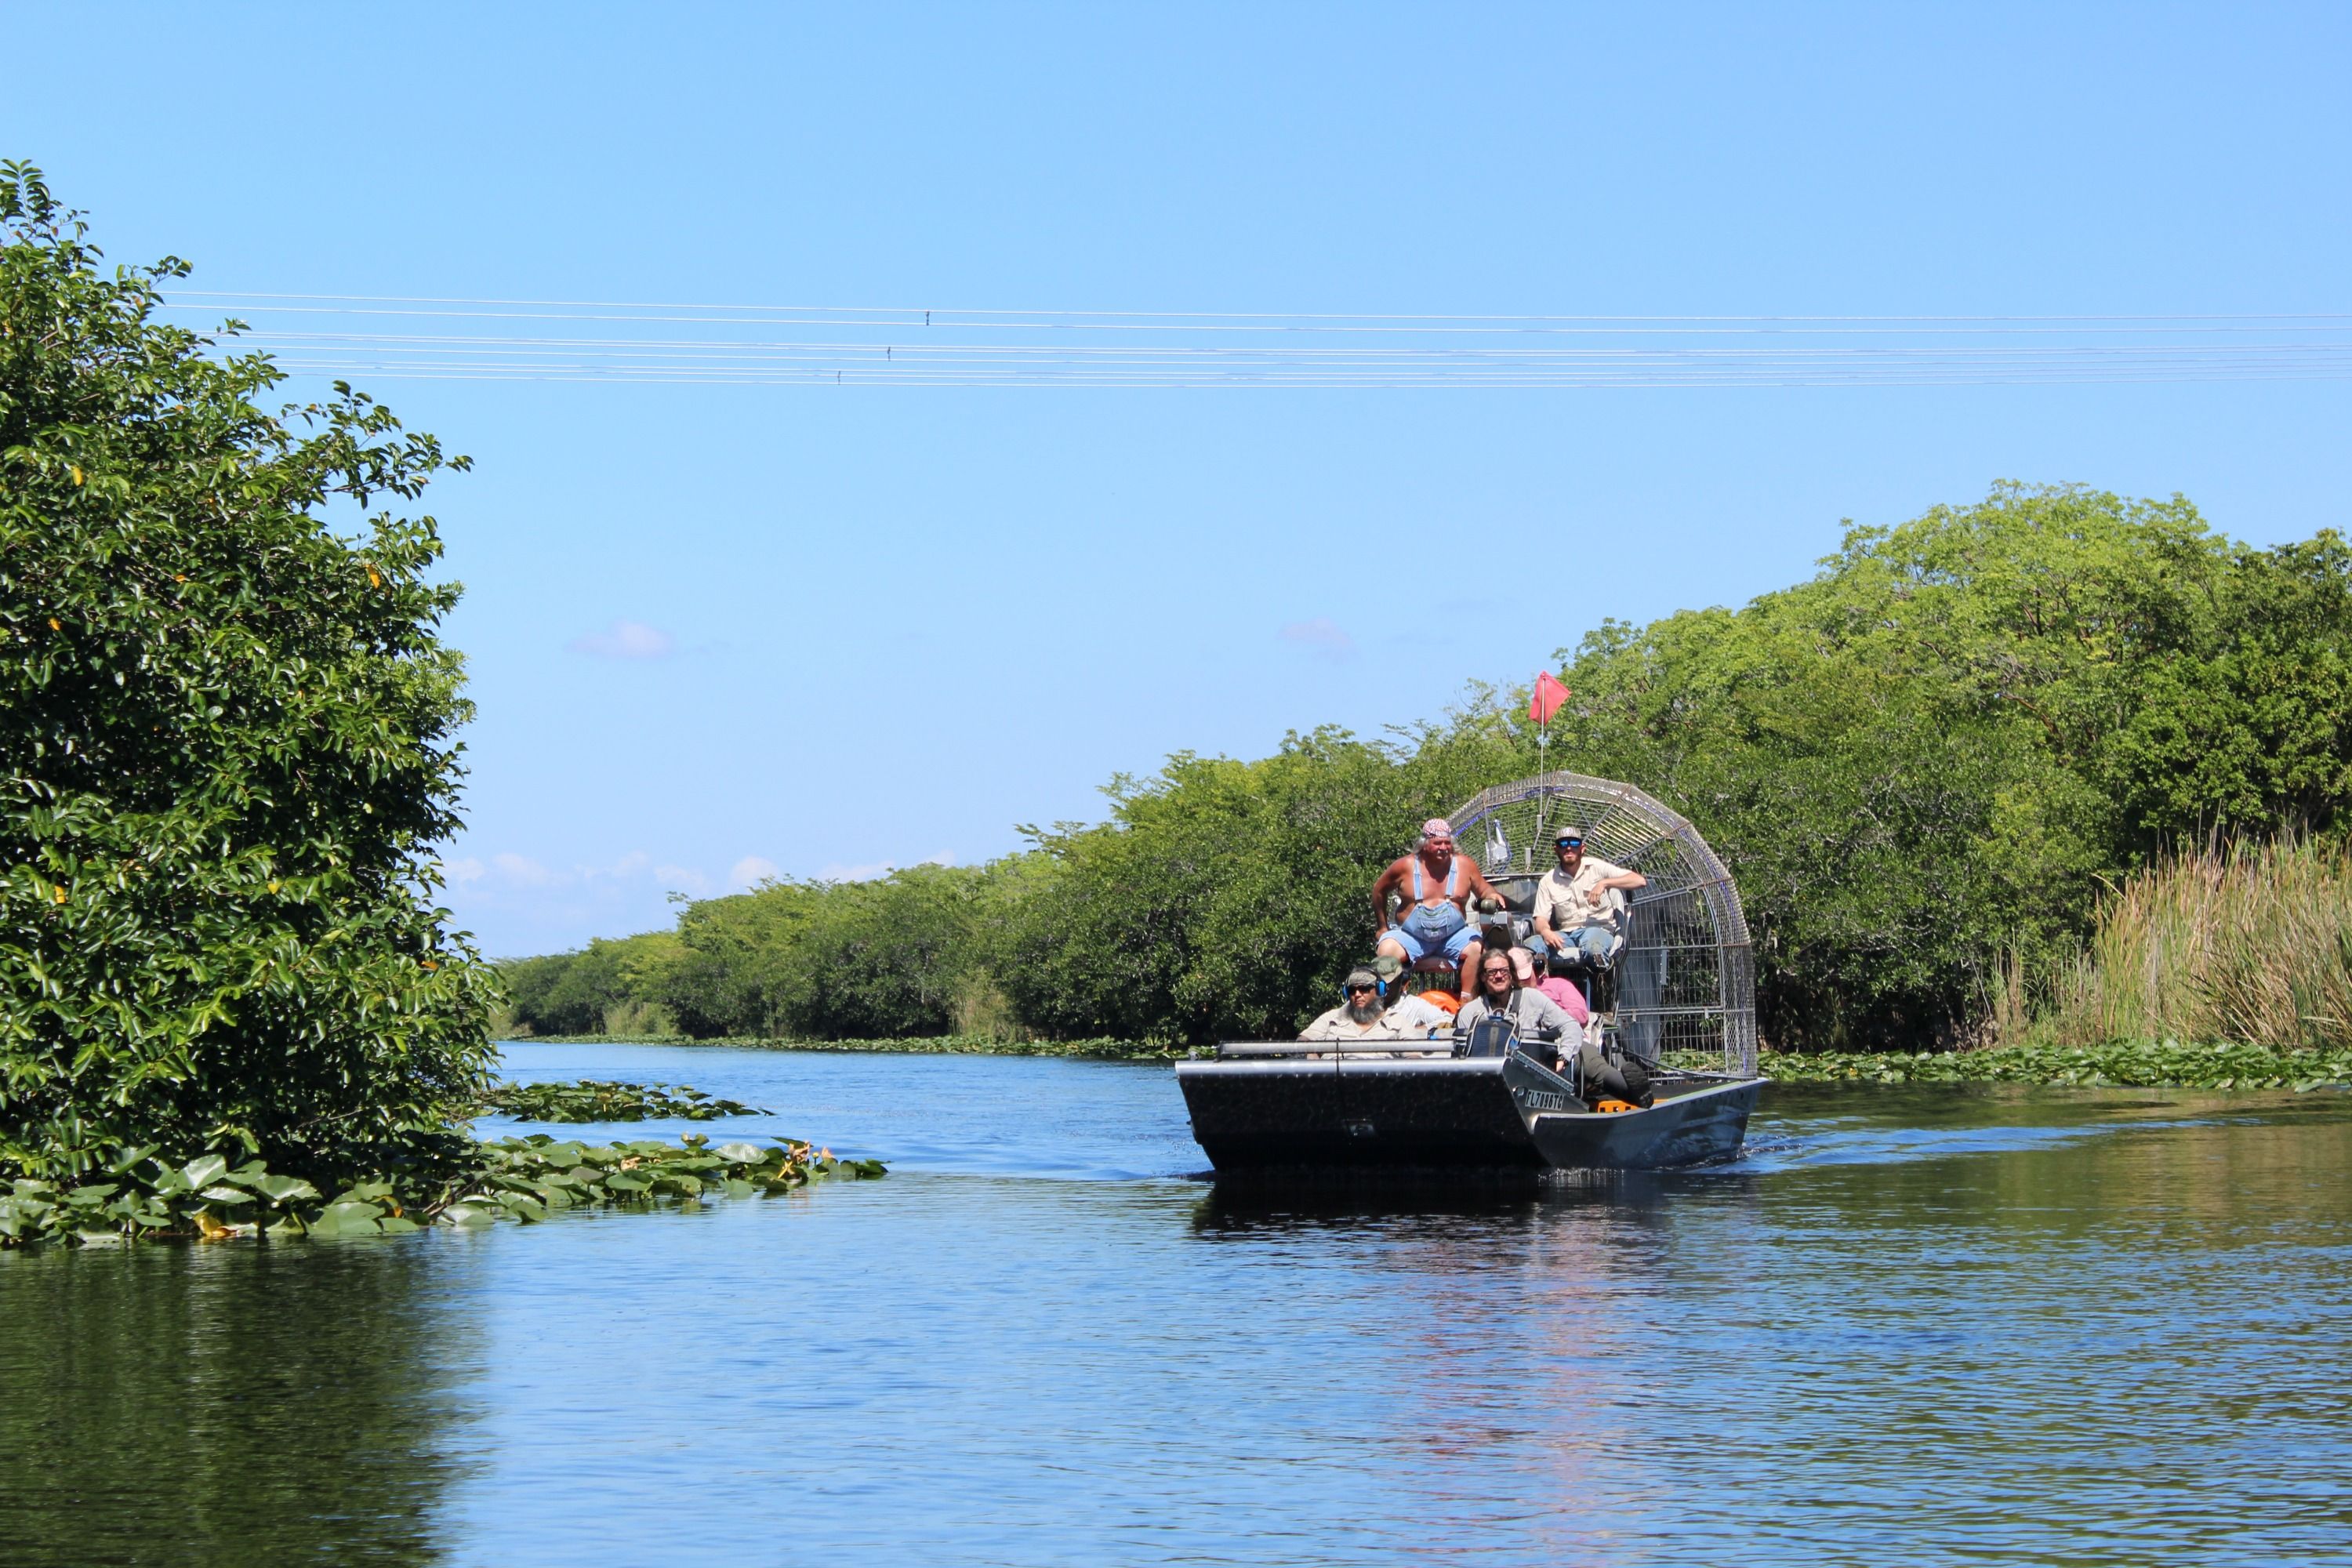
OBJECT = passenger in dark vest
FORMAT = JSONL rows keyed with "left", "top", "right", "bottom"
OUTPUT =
{"left": 1452, "top": 953, "right": 1650, "bottom": 1106}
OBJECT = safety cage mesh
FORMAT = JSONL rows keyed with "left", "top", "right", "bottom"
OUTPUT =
{"left": 1443, "top": 773, "right": 1757, "bottom": 1077}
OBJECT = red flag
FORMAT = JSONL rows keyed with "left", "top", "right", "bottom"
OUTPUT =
{"left": 1527, "top": 670, "right": 1571, "bottom": 726}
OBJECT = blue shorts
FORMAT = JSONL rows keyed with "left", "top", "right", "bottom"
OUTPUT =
{"left": 1524, "top": 927, "right": 1617, "bottom": 965}
{"left": 1380, "top": 920, "right": 1479, "bottom": 964}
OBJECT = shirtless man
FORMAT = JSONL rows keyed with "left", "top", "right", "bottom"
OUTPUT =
{"left": 1371, "top": 818, "right": 1505, "bottom": 997}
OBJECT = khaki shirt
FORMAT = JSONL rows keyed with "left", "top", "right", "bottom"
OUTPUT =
{"left": 1533, "top": 857, "right": 1632, "bottom": 935}
{"left": 1298, "top": 994, "right": 1452, "bottom": 1041}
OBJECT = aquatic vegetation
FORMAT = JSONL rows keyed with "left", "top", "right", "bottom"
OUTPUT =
{"left": 482, "top": 1080, "right": 768, "bottom": 1121}
{"left": 1990, "top": 840, "right": 2352, "bottom": 1053}
{"left": 0, "top": 1134, "right": 884, "bottom": 1249}
{"left": 1762, "top": 1039, "right": 2352, "bottom": 1091}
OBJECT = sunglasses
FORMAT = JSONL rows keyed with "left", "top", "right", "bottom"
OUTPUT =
{"left": 1555, "top": 838, "right": 1584, "bottom": 849}
{"left": 1345, "top": 983, "right": 1377, "bottom": 995}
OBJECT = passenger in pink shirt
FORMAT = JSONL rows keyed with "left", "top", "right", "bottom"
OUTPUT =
{"left": 1509, "top": 945, "right": 1590, "bottom": 1028}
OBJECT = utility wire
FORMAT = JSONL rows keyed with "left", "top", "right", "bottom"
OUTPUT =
{"left": 152, "top": 290, "right": 2352, "bottom": 388}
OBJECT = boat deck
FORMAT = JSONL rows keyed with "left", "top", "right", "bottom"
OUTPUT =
{"left": 1176, "top": 1043, "right": 1762, "bottom": 1173}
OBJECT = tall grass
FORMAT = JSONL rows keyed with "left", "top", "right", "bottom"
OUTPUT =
{"left": 2013, "top": 840, "right": 2352, "bottom": 1051}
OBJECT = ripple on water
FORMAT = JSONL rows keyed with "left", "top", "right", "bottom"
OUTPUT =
{"left": 2, "top": 1047, "right": 2347, "bottom": 1566}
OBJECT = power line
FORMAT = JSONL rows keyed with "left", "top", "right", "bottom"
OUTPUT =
{"left": 151, "top": 290, "right": 2352, "bottom": 388}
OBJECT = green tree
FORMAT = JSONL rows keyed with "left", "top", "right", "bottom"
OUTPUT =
{"left": 1525, "top": 484, "right": 2352, "bottom": 1047}
{"left": 499, "top": 930, "right": 684, "bottom": 1036}
{"left": 0, "top": 164, "right": 498, "bottom": 1186}
{"left": 656, "top": 864, "right": 988, "bottom": 1039}
{"left": 993, "top": 728, "right": 1493, "bottom": 1042}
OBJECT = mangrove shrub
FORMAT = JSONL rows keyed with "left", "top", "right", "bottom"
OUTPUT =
{"left": 499, "top": 487, "right": 2352, "bottom": 1054}
{"left": 1532, "top": 485, "right": 2352, "bottom": 1047}
{"left": 0, "top": 164, "right": 498, "bottom": 1186}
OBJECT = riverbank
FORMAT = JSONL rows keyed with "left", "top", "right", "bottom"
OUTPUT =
{"left": 0, "top": 1128, "right": 884, "bottom": 1250}
{"left": 511, "top": 1033, "right": 1182, "bottom": 1060}
{"left": 508, "top": 1033, "right": 2352, "bottom": 1088}
{"left": 1759, "top": 1039, "right": 2352, "bottom": 1091}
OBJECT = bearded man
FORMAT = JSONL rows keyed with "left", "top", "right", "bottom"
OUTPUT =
{"left": 1298, "top": 967, "right": 1453, "bottom": 1041}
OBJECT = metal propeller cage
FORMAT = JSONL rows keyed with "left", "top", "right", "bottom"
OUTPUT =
{"left": 1443, "top": 772, "right": 1757, "bottom": 1077}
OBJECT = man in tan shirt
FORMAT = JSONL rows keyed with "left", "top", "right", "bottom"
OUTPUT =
{"left": 1528, "top": 826, "right": 1646, "bottom": 967}
{"left": 1298, "top": 967, "right": 1453, "bottom": 1042}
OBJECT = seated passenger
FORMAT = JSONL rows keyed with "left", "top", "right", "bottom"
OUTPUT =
{"left": 1370, "top": 953, "right": 1459, "bottom": 1013}
{"left": 1372, "top": 818, "right": 1507, "bottom": 996}
{"left": 1454, "top": 953, "right": 1648, "bottom": 1105}
{"left": 1528, "top": 946, "right": 1592, "bottom": 1029}
{"left": 1299, "top": 966, "right": 1454, "bottom": 1041}
{"left": 1525, "top": 826, "right": 1647, "bottom": 970}
{"left": 1453, "top": 953, "right": 1581, "bottom": 1045}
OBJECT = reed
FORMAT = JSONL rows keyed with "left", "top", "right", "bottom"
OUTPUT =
{"left": 2020, "top": 840, "right": 2352, "bottom": 1051}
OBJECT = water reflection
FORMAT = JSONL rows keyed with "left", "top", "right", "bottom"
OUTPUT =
{"left": 0, "top": 1236, "right": 469, "bottom": 1568}
{"left": 2, "top": 1052, "right": 2347, "bottom": 1566}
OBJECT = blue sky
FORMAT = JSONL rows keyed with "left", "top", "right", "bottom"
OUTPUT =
{"left": 9, "top": 4, "right": 2349, "bottom": 955}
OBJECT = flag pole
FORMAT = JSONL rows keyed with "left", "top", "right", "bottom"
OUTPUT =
{"left": 1529, "top": 671, "right": 1566, "bottom": 850}
{"left": 1537, "top": 728, "right": 1549, "bottom": 840}
{"left": 1535, "top": 691, "right": 1549, "bottom": 845}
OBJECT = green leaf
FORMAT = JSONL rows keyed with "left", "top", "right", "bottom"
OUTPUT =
{"left": 250, "top": 1174, "right": 321, "bottom": 1205}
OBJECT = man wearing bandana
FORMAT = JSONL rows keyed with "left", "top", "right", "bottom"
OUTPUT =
{"left": 1370, "top": 818, "right": 1506, "bottom": 998}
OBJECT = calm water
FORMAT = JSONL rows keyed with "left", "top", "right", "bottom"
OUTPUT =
{"left": 5, "top": 1044, "right": 2350, "bottom": 1567}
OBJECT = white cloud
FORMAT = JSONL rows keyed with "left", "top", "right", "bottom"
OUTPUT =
{"left": 1277, "top": 617, "right": 1356, "bottom": 659}
{"left": 492, "top": 851, "right": 556, "bottom": 886}
{"left": 441, "top": 846, "right": 964, "bottom": 956}
{"left": 730, "top": 855, "right": 781, "bottom": 888}
{"left": 568, "top": 619, "right": 677, "bottom": 659}
{"left": 811, "top": 851, "right": 958, "bottom": 884}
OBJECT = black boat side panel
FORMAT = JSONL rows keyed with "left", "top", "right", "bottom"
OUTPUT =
{"left": 1176, "top": 1058, "right": 1761, "bottom": 1173}
{"left": 1176, "top": 1059, "right": 1542, "bottom": 1170}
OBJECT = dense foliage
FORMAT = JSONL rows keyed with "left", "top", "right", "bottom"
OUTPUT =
{"left": 0, "top": 165, "right": 498, "bottom": 1187}
{"left": 1542, "top": 484, "right": 2352, "bottom": 1047}
{"left": 504, "top": 485, "right": 2352, "bottom": 1053}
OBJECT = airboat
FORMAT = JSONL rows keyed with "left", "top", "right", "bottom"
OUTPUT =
{"left": 1175, "top": 772, "right": 1764, "bottom": 1174}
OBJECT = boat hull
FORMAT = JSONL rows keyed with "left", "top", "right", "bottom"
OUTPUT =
{"left": 1175, "top": 1054, "right": 1761, "bottom": 1174}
